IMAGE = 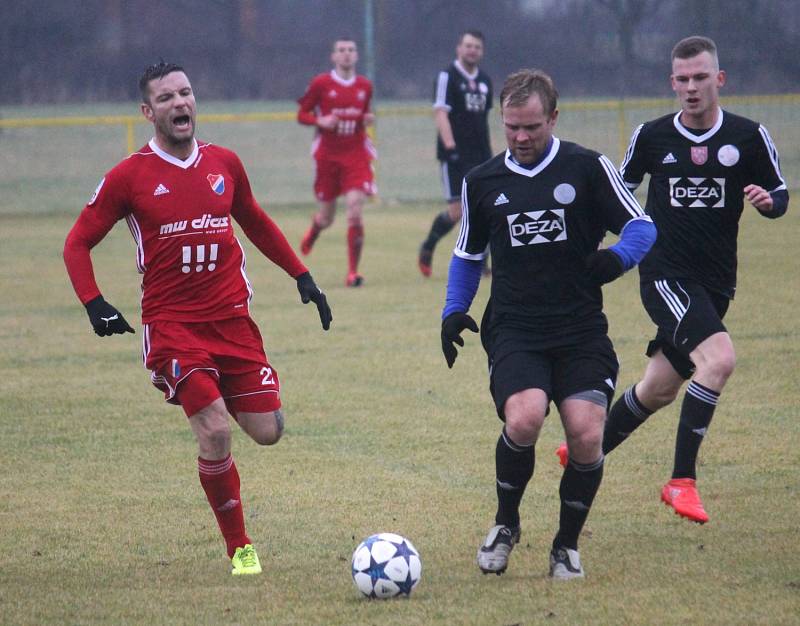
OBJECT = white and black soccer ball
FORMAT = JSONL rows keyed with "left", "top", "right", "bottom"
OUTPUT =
{"left": 351, "top": 532, "right": 422, "bottom": 598}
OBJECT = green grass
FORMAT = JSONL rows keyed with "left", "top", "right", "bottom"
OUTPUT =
{"left": 1, "top": 198, "right": 798, "bottom": 624}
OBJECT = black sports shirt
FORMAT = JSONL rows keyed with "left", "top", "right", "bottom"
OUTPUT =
{"left": 456, "top": 138, "right": 647, "bottom": 341}
{"left": 621, "top": 108, "right": 786, "bottom": 298}
{"left": 433, "top": 60, "right": 493, "bottom": 164}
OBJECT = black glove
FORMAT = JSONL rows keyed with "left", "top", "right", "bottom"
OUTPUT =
{"left": 441, "top": 312, "right": 478, "bottom": 368}
{"left": 585, "top": 249, "right": 625, "bottom": 285}
{"left": 85, "top": 296, "right": 135, "bottom": 337}
{"left": 296, "top": 272, "right": 332, "bottom": 330}
{"left": 443, "top": 147, "right": 460, "bottom": 164}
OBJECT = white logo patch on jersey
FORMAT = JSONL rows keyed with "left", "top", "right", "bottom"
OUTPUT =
{"left": 465, "top": 92, "right": 487, "bottom": 112}
{"left": 507, "top": 209, "right": 566, "bottom": 247}
{"left": 717, "top": 144, "right": 740, "bottom": 166}
{"left": 553, "top": 183, "right": 576, "bottom": 205}
{"left": 494, "top": 193, "right": 510, "bottom": 206}
{"left": 669, "top": 177, "right": 725, "bottom": 208}
{"left": 153, "top": 183, "right": 170, "bottom": 196}
{"left": 88, "top": 178, "right": 105, "bottom": 205}
{"left": 662, "top": 152, "right": 677, "bottom": 164}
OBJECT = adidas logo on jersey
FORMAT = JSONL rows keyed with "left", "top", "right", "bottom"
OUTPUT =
{"left": 662, "top": 153, "right": 677, "bottom": 164}
{"left": 153, "top": 183, "right": 170, "bottom": 196}
{"left": 494, "top": 193, "right": 510, "bottom": 206}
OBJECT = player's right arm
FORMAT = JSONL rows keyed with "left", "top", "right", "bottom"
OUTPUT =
{"left": 433, "top": 70, "right": 457, "bottom": 158}
{"left": 434, "top": 108, "right": 456, "bottom": 152}
{"left": 297, "top": 76, "right": 338, "bottom": 130}
{"left": 619, "top": 123, "right": 648, "bottom": 190}
{"left": 63, "top": 172, "right": 135, "bottom": 336}
{"left": 440, "top": 177, "right": 486, "bottom": 367}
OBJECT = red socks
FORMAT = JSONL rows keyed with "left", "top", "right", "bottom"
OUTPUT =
{"left": 198, "top": 454, "right": 250, "bottom": 558}
{"left": 308, "top": 217, "right": 322, "bottom": 242}
{"left": 347, "top": 223, "right": 364, "bottom": 275}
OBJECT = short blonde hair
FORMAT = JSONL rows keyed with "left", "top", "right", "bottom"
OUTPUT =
{"left": 500, "top": 69, "right": 558, "bottom": 115}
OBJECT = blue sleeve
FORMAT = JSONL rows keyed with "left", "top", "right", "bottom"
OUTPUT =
{"left": 758, "top": 189, "right": 789, "bottom": 219}
{"left": 442, "top": 255, "right": 482, "bottom": 319}
{"left": 608, "top": 217, "right": 657, "bottom": 271}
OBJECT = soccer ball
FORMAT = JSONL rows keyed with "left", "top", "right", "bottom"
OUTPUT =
{"left": 351, "top": 532, "right": 422, "bottom": 598}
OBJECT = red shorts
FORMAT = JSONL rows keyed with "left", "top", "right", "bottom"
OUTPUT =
{"left": 314, "top": 151, "right": 376, "bottom": 202}
{"left": 143, "top": 317, "right": 281, "bottom": 417}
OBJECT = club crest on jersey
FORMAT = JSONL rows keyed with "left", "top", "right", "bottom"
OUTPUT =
{"left": 207, "top": 173, "right": 225, "bottom": 195}
{"left": 507, "top": 209, "right": 566, "bottom": 247}
{"left": 691, "top": 146, "right": 708, "bottom": 165}
{"left": 669, "top": 177, "right": 725, "bottom": 208}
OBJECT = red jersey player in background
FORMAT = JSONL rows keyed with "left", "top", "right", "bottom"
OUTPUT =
{"left": 63, "top": 62, "right": 332, "bottom": 576}
{"left": 297, "top": 38, "right": 376, "bottom": 287}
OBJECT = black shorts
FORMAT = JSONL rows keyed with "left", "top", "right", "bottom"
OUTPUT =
{"left": 488, "top": 334, "right": 619, "bottom": 421}
{"left": 640, "top": 278, "right": 730, "bottom": 379}
{"left": 439, "top": 155, "right": 487, "bottom": 202}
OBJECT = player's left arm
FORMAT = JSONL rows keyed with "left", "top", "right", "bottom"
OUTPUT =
{"left": 744, "top": 184, "right": 788, "bottom": 218}
{"left": 585, "top": 154, "right": 657, "bottom": 284}
{"left": 362, "top": 80, "right": 375, "bottom": 127}
{"left": 746, "top": 124, "right": 789, "bottom": 219}
{"left": 229, "top": 156, "right": 332, "bottom": 329}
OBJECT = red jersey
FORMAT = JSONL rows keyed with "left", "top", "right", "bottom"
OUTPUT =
{"left": 297, "top": 70, "right": 375, "bottom": 160}
{"left": 64, "top": 139, "right": 307, "bottom": 324}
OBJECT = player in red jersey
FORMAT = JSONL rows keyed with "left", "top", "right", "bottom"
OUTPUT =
{"left": 297, "top": 38, "right": 376, "bottom": 287}
{"left": 63, "top": 62, "right": 332, "bottom": 576}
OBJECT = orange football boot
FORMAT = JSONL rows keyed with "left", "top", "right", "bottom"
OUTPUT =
{"left": 661, "top": 478, "right": 709, "bottom": 524}
{"left": 555, "top": 442, "right": 568, "bottom": 468}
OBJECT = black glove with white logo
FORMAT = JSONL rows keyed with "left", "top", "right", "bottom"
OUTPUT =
{"left": 296, "top": 272, "right": 332, "bottom": 331}
{"left": 441, "top": 312, "right": 479, "bottom": 368}
{"left": 585, "top": 249, "right": 625, "bottom": 285}
{"left": 443, "top": 147, "right": 460, "bottom": 164}
{"left": 85, "top": 296, "right": 135, "bottom": 337}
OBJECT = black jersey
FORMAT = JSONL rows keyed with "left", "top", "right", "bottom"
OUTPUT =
{"left": 433, "top": 60, "right": 493, "bottom": 163}
{"left": 621, "top": 109, "right": 786, "bottom": 299}
{"left": 456, "top": 138, "right": 647, "bottom": 341}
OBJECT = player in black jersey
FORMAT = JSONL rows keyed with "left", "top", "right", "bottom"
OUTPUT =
{"left": 418, "top": 30, "right": 493, "bottom": 277}
{"left": 558, "top": 36, "right": 789, "bottom": 525}
{"left": 440, "top": 69, "right": 656, "bottom": 579}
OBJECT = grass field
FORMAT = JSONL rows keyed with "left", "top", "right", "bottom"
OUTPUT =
{"left": 1, "top": 100, "right": 799, "bottom": 624}
{"left": 1, "top": 197, "right": 798, "bottom": 624}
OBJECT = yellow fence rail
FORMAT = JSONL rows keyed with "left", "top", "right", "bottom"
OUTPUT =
{"left": 2, "top": 94, "right": 796, "bottom": 211}
{"left": 2, "top": 94, "right": 798, "bottom": 158}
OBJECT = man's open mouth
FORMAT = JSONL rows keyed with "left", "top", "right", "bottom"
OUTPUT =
{"left": 173, "top": 115, "right": 191, "bottom": 128}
